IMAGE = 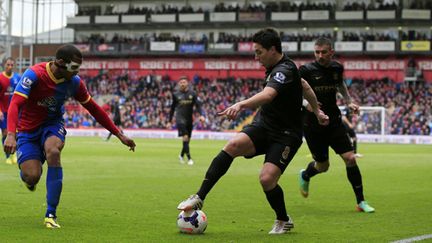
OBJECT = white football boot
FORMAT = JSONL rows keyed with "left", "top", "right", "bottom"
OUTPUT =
{"left": 268, "top": 215, "right": 294, "bottom": 234}
{"left": 179, "top": 155, "right": 185, "bottom": 164}
{"left": 177, "top": 194, "right": 203, "bottom": 211}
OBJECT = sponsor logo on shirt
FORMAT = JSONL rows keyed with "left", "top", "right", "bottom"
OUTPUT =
{"left": 37, "top": 96, "right": 57, "bottom": 111}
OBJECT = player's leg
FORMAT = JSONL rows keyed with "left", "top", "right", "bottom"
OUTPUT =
{"left": 177, "top": 123, "right": 187, "bottom": 163}
{"left": 2, "top": 130, "right": 12, "bottom": 164}
{"left": 185, "top": 124, "right": 194, "bottom": 164}
{"left": 262, "top": 142, "right": 299, "bottom": 234}
{"left": 299, "top": 129, "right": 330, "bottom": 197}
{"left": 42, "top": 124, "right": 66, "bottom": 228}
{"left": 0, "top": 114, "right": 12, "bottom": 164}
{"left": 332, "top": 126, "right": 374, "bottom": 212}
{"left": 106, "top": 132, "right": 112, "bottom": 141}
{"left": 16, "top": 131, "right": 44, "bottom": 191}
{"left": 351, "top": 133, "right": 363, "bottom": 157}
{"left": 19, "top": 159, "right": 43, "bottom": 191}
{"left": 177, "top": 130, "right": 256, "bottom": 211}
{"left": 107, "top": 121, "right": 121, "bottom": 141}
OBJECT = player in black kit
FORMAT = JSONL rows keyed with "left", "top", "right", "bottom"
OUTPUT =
{"left": 342, "top": 107, "right": 363, "bottom": 158}
{"left": 169, "top": 77, "right": 204, "bottom": 165}
{"left": 106, "top": 96, "right": 122, "bottom": 141}
{"left": 298, "top": 37, "right": 375, "bottom": 213}
{"left": 177, "top": 28, "right": 329, "bottom": 234}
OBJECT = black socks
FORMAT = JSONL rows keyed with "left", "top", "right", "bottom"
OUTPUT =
{"left": 265, "top": 185, "right": 289, "bottom": 221}
{"left": 302, "top": 161, "right": 320, "bottom": 181}
{"left": 197, "top": 150, "right": 233, "bottom": 200}
{"left": 346, "top": 165, "right": 364, "bottom": 204}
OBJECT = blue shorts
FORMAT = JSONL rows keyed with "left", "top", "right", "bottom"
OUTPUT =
{"left": 16, "top": 122, "right": 66, "bottom": 165}
{"left": 0, "top": 112, "right": 7, "bottom": 130}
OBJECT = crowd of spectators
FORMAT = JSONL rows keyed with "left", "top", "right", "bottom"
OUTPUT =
{"left": 64, "top": 73, "right": 261, "bottom": 132}
{"left": 401, "top": 31, "right": 430, "bottom": 41}
{"left": 64, "top": 73, "right": 431, "bottom": 136}
{"left": 280, "top": 33, "right": 333, "bottom": 42}
{"left": 341, "top": 31, "right": 397, "bottom": 42}
{"left": 75, "top": 29, "right": 430, "bottom": 47}
{"left": 75, "top": 33, "right": 208, "bottom": 45}
{"left": 345, "top": 78, "right": 431, "bottom": 135}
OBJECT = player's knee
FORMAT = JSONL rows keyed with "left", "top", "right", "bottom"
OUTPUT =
{"left": 46, "top": 146, "right": 61, "bottom": 157}
{"left": 316, "top": 161, "right": 330, "bottom": 172}
{"left": 259, "top": 173, "right": 277, "bottom": 189}
{"left": 21, "top": 170, "right": 41, "bottom": 185}
{"left": 45, "top": 147, "right": 62, "bottom": 165}
{"left": 224, "top": 140, "right": 243, "bottom": 157}
{"left": 344, "top": 155, "right": 357, "bottom": 167}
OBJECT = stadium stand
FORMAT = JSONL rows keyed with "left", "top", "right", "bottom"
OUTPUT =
{"left": 63, "top": 73, "right": 431, "bottom": 135}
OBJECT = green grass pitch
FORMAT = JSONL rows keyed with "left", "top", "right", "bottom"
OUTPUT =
{"left": 0, "top": 137, "right": 431, "bottom": 242}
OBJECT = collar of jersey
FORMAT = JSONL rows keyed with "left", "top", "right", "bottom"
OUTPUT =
{"left": 46, "top": 62, "right": 65, "bottom": 84}
{"left": 266, "top": 54, "right": 286, "bottom": 73}
{"left": 2, "top": 71, "right": 12, "bottom": 78}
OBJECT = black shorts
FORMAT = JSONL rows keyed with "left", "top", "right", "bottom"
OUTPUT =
{"left": 304, "top": 123, "right": 353, "bottom": 162}
{"left": 113, "top": 118, "right": 121, "bottom": 126}
{"left": 345, "top": 125, "right": 356, "bottom": 138}
{"left": 177, "top": 123, "right": 192, "bottom": 137}
{"left": 241, "top": 124, "right": 302, "bottom": 173}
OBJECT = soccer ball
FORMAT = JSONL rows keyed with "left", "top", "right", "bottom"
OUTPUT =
{"left": 177, "top": 210, "right": 208, "bottom": 234}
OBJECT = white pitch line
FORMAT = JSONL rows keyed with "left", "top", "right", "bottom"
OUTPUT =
{"left": 391, "top": 234, "right": 432, "bottom": 243}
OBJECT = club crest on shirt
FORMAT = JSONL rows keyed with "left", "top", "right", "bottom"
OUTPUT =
{"left": 21, "top": 77, "right": 33, "bottom": 89}
{"left": 273, "top": 72, "right": 286, "bottom": 83}
{"left": 282, "top": 146, "right": 291, "bottom": 160}
{"left": 6, "top": 86, "right": 14, "bottom": 94}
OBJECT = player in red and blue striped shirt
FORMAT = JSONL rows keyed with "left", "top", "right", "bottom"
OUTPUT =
{"left": 3, "top": 45, "right": 136, "bottom": 228}
{"left": 0, "top": 57, "right": 20, "bottom": 164}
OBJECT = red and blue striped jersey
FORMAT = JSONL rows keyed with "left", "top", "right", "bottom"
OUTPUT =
{"left": 14, "top": 62, "right": 91, "bottom": 132}
{"left": 0, "top": 71, "right": 20, "bottom": 112}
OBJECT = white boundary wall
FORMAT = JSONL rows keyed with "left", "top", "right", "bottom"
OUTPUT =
{"left": 67, "top": 129, "right": 432, "bottom": 145}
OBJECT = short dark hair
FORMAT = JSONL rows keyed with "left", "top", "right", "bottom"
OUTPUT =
{"left": 252, "top": 27, "right": 282, "bottom": 53}
{"left": 55, "top": 44, "right": 82, "bottom": 63}
{"left": 314, "top": 37, "right": 333, "bottom": 49}
{"left": 179, "top": 76, "right": 188, "bottom": 82}
{"left": 3, "top": 57, "right": 14, "bottom": 65}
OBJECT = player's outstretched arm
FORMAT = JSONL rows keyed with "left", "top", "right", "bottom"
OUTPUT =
{"left": 218, "top": 87, "right": 277, "bottom": 120}
{"left": 82, "top": 98, "right": 136, "bottom": 152}
{"left": 4, "top": 94, "right": 27, "bottom": 154}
